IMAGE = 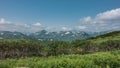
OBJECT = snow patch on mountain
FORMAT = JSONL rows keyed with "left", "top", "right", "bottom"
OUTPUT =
{"left": 65, "top": 32, "right": 70, "bottom": 34}
{"left": 0, "top": 33, "right": 4, "bottom": 35}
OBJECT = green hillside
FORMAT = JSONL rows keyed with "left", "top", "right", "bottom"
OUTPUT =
{"left": 0, "top": 50, "right": 120, "bottom": 68}
{"left": 71, "top": 31, "right": 120, "bottom": 53}
{"left": 88, "top": 31, "right": 120, "bottom": 43}
{"left": 92, "top": 31, "right": 120, "bottom": 38}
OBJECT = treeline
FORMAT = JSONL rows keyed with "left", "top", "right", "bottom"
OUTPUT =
{"left": 0, "top": 38, "right": 120, "bottom": 59}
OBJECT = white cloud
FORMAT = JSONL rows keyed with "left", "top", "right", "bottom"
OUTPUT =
{"left": 0, "top": 18, "right": 5, "bottom": 24}
{"left": 61, "top": 27, "right": 72, "bottom": 31}
{"left": 79, "top": 8, "right": 120, "bottom": 31}
{"left": 80, "top": 8, "right": 120, "bottom": 24}
{"left": 77, "top": 26, "right": 87, "bottom": 29}
{"left": 80, "top": 16, "right": 92, "bottom": 23}
{"left": 1, "top": 8, "right": 120, "bottom": 33}
{"left": 33, "top": 22, "right": 42, "bottom": 26}
{"left": 0, "top": 18, "right": 10, "bottom": 24}
{"left": 0, "top": 18, "right": 44, "bottom": 33}
{"left": 96, "top": 8, "right": 120, "bottom": 21}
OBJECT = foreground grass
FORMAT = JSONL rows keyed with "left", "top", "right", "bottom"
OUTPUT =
{"left": 0, "top": 50, "right": 120, "bottom": 68}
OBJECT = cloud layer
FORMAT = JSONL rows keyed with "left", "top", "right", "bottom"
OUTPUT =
{"left": 0, "top": 8, "right": 120, "bottom": 32}
{"left": 0, "top": 18, "right": 44, "bottom": 33}
{"left": 79, "top": 8, "right": 120, "bottom": 31}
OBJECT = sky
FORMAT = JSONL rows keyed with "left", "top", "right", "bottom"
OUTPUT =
{"left": 0, "top": 0, "right": 120, "bottom": 33}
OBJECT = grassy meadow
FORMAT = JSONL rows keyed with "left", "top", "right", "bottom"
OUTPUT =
{"left": 0, "top": 50, "right": 120, "bottom": 68}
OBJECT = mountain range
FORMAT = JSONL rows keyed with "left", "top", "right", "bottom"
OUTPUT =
{"left": 0, "top": 30, "right": 110, "bottom": 41}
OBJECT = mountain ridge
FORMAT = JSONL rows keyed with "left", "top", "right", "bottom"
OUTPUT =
{"left": 0, "top": 30, "right": 111, "bottom": 41}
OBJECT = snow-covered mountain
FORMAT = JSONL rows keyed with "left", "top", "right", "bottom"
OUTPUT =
{"left": 29, "top": 30, "right": 90, "bottom": 41}
{"left": 0, "top": 30, "right": 109, "bottom": 41}
{"left": 0, "top": 31, "right": 28, "bottom": 39}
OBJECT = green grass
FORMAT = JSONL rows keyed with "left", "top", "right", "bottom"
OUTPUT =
{"left": 89, "top": 31, "right": 120, "bottom": 44}
{"left": 0, "top": 50, "right": 120, "bottom": 68}
{"left": 90, "top": 37, "right": 120, "bottom": 44}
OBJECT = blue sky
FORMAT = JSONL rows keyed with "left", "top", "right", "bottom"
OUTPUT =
{"left": 0, "top": 0, "right": 120, "bottom": 32}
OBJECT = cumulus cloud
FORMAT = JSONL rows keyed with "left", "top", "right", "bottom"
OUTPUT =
{"left": 80, "top": 8, "right": 120, "bottom": 24}
{"left": 0, "top": 18, "right": 10, "bottom": 24}
{"left": 0, "top": 18, "right": 44, "bottom": 33}
{"left": 33, "top": 22, "right": 42, "bottom": 26}
{"left": 80, "top": 16, "right": 92, "bottom": 23}
{"left": 79, "top": 8, "right": 120, "bottom": 31}
{"left": 0, "top": 18, "right": 5, "bottom": 24}
{"left": 77, "top": 26, "right": 87, "bottom": 29}
{"left": 61, "top": 27, "right": 72, "bottom": 31}
{"left": 96, "top": 8, "right": 120, "bottom": 21}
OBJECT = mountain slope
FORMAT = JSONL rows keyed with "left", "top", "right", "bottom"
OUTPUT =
{"left": 90, "top": 31, "right": 120, "bottom": 39}
{"left": 88, "top": 31, "right": 120, "bottom": 43}
{"left": 71, "top": 30, "right": 120, "bottom": 53}
{"left": 0, "top": 31, "right": 28, "bottom": 39}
